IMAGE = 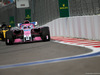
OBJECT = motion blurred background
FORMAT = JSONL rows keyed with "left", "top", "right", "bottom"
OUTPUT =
{"left": 0, "top": 0, "right": 100, "bottom": 26}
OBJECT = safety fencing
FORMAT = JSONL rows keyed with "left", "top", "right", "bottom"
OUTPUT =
{"left": 43, "top": 15, "right": 100, "bottom": 40}
{"left": 69, "top": 0, "right": 100, "bottom": 16}
{"left": 0, "top": 0, "right": 59, "bottom": 26}
{"left": 1, "top": 0, "right": 100, "bottom": 26}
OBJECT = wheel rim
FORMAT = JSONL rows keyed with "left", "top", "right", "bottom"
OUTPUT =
{"left": 46, "top": 35, "right": 48, "bottom": 40}
{"left": 7, "top": 39, "right": 9, "bottom": 43}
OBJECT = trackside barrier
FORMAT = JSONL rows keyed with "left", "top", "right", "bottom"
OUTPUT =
{"left": 43, "top": 15, "right": 100, "bottom": 40}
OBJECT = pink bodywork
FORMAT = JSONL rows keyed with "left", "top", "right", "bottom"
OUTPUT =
{"left": 24, "top": 31, "right": 31, "bottom": 37}
{"left": 14, "top": 23, "right": 42, "bottom": 43}
{"left": 14, "top": 37, "right": 42, "bottom": 43}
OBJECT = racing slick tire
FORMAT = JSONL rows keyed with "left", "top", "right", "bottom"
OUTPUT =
{"left": 2, "top": 33, "right": 5, "bottom": 41}
{"left": 0, "top": 33, "right": 2, "bottom": 40}
{"left": 5, "top": 31, "right": 14, "bottom": 45}
{"left": 41, "top": 27, "right": 50, "bottom": 41}
{"left": 0, "top": 33, "right": 4, "bottom": 41}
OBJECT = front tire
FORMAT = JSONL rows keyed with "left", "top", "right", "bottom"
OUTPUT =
{"left": 41, "top": 27, "right": 50, "bottom": 41}
{"left": 6, "top": 31, "right": 14, "bottom": 45}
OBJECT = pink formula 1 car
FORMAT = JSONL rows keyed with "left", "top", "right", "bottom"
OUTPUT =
{"left": 5, "top": 20, "right": 50, "bottom": 45}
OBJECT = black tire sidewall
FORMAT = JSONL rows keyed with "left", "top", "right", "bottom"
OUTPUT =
{"left": 41, "top": 27, "right": 50, "bottom": 41}
{"left": 6, "top": 31, "right": 14, "bottom": 45}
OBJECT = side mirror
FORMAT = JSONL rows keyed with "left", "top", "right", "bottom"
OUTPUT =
{"left": 31, "top": 22, "right": 38, "bottom": 26}
{"left": 34, "top": 22, "right": 38, "bottom": 26}
{"left": 17, "top": 23, "right": 22, "bottom": 27}
{"left": 18, "top": 23, "right": 20, "bottom": 27}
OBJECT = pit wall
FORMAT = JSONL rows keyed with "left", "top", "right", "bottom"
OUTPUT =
{"left": 43, "top": 15, "right": 100, "bottom": 40}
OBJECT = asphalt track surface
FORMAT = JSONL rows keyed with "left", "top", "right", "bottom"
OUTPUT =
{"left": 0, "top": 40, "right": 100, "bottom": 75}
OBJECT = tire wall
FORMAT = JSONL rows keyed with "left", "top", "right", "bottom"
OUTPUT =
{"left": 43, "top": 15, "right": 100, "bottom": 40}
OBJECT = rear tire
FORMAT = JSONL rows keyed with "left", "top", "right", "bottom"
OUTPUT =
{"left": 0, "top": 33, "right": 4, "bottom": 41}
{"left": 0, "top": 33, "right": 2, "bottom": 40}
{"left": 2, "top": 33, "right": 5, "bottom": 41}
{"left": 6, "top": 31, "right": 14, "bottom": 45}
